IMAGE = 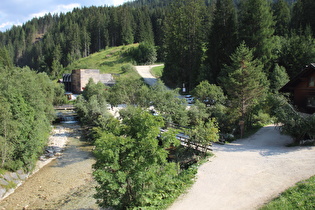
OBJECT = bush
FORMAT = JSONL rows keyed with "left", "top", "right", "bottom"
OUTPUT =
{"left": 127, "top": 42, "right": 157, "bottom": 65}
{"left": 271, "top": 95, "right": 315, "bottom": 143}
{"left": 121, "top": 63, "right": 135, "bottom": 73}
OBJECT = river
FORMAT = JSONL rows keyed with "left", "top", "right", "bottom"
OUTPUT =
{"left": 0, "top": 120, "right": 99, "bottom": 209}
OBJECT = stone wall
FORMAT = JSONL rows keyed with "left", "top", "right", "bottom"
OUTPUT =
{"left": 71, "top": 69, "right": 114, "bottom": 94}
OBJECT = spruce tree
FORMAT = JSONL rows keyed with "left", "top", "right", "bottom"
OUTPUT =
{"left": 278, "top": 27, "right": 315, "bottom": 78}
{"left": 206, "top": 0, "right": 238, "bottom": 83}
{"left": 291, "top": 0, "right": 315, "bottom": 34}
{"left": 270, "top": 64, "right": 289, "bottom": 93}
{"left": 163, "top": 0, "right": 205, "bottom": 90}
{"left": 220, "top": 42, "right": 268, "bottom": 125}
{"left": 118, "top": 6, "right": 134, "bottom": 45}
{"left": 273, "top": 0, "right": 291, "bottom": 36}
{"left": 238, "top": 0, "right": 275, "bottom": 70}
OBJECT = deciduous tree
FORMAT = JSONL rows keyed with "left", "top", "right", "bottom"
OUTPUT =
{"left": 93, "top": 108, "right": 179, "bottom": 209}
{"left": 192, "top": 80, "right": 226, "bottom": 105}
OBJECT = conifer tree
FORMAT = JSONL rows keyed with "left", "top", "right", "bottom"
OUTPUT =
{"left": 273, "top": 0, "right": 291, "bottom": 36}
{"left": 119, "top": 6, "right": 134, "bottom": 45}
{"left": 220, "top": 42, "right": 268, "bottom": 124}
{"left": 292, "top": 0, "right": 315, "bottom": 34}
{"left": 206, "top": 0, "right": 238, "bottom": 83}
{"left": 163, "top": 0, "right": 205, "bottom": 90}
{"left": 278, "top": 27, "right": 315, "bottom": 78}
{"left": 134, "top": 7, "right": 155, "bottom": 44}
{"left": 270, "top": 64, "right": 289, "bottom": 92}
{"left": 238, "top": 0, "right": 275, "bottom": 69}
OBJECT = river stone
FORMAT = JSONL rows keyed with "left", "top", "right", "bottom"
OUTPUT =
{"left": 17, "top": 169, "right": 24, "bottom": 175}
{"left": 0, "top": 188, "right": 5, "bottom": 198}
{"left": 18, "top": 173, "right": 28, "bottom": 180}
{"left": 10, "top": 172, "right": 19, "bottom": 180}
{"left": 46, "top": 153, "right": 54, "bottom": 158}
{"left": 13, "top": 179, "right": 21, "bottom": 186}
{"left": 3, "top": 174, "right": 12, "bottom": 182}
{"left": 0, "top": 178, "right": 9, "bottom": 186}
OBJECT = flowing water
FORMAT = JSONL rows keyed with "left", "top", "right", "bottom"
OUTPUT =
{"left": 0, "top": 112, "right": 99, "bottom": 209}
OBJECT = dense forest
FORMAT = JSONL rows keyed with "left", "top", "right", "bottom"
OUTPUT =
{"left": 1, "top": 0, "right": 315, "bottom": 207}
{"left": 0, "top": 49, "right": 66, "bottom": 171}
{"left": 0, "top": 0, "right": 314, "bottom": 86}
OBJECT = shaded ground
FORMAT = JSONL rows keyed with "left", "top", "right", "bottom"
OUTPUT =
{"left": 169, "top": 125, "right": 315, "bottom": 210}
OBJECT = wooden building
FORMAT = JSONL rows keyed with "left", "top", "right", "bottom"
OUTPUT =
{"left": 280, "top": 64, "right": 315, "bottom": 114}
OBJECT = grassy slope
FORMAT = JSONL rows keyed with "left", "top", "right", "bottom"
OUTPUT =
{"left": 64, "top": 44, "right": 141, "bottom": 79}
{"left": 261, "top": 175, "right": 315, "bottom": 209}
{"left": 151, "top": 65, "right": 164, "bottom": 78}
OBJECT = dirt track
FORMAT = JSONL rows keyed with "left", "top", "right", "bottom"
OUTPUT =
{"left": 169, "top": 125, "right": 315, "bottom": 210}
{"left": 135, "top": 65, "right": 162, "bottom": 86}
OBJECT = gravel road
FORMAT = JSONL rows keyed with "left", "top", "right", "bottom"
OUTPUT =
{"left": 169, "top": 125, "right": 315, "bottom": 210}
{"left": 135, "top": 65, "right": 163, "bottom": 86}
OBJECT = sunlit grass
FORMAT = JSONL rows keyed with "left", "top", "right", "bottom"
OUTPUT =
{"left": 64, "top": 44, "right": 140, "bottom": 78}
{"left": 151, "top": 65, "right": 164, "bottom": 78}
{"left": 0, "top": 168, "right": 7, "bottom": 175}
{"left": 260, "top": 175, "right": 315, "bottom": 209}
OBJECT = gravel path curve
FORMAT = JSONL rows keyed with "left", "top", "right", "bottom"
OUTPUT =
{"left": 169, "top": 125, "right": 315, "bottom": 210}
{"left": 135, "top": 65, "right": 163, "bottom": 86}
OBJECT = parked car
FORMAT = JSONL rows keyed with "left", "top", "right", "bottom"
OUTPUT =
{"left": 186, "top": 97, "right": 195, "bottom": 104}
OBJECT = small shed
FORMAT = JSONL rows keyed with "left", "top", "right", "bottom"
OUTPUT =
{"left": 280, "top": 63, "right": 315, "bottom": 114}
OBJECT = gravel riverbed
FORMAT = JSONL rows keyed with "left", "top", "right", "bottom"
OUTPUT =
{"left": 0, "top": 124, "right": 99, "bottom": 209}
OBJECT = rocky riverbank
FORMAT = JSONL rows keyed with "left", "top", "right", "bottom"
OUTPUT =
{"left": 0, "top": 122, "right": 98, "bottom": 209}
{"left": 0, "top": 125, "right": 72, "bottom": 201}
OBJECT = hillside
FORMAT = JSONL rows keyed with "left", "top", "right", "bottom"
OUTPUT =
{"left": 64, "top": 44, "right": 141, "bottom": 79}
{"left": 0, "top": 0, "right": 312, "bottom": 86}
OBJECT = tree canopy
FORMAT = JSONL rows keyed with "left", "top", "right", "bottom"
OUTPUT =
{"left": 220, "top": 42, "right": 268, "bottom": 124}
{"left": 93, "top": 107, "right": 180, "bottom": 209}
{"left": 0, "top": 66, "right": 65, "bottom": 171}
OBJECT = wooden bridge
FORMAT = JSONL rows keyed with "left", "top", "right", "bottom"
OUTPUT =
{"left": 54, "top": 105, "right": 75, "bottom": 110}
{"left": 160, "top": 129, "right": 212, "bottom": 152}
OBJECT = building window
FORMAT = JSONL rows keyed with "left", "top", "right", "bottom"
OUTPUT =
{"left": 310, "top": 77, "right": 315, "bottom": 87}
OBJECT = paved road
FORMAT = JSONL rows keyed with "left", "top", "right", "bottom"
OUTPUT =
{"left": 135, "top": 65, "right": 163, "bottom": 86}
{"left": 169, "top": 125, "right": 315, "bottom": 210}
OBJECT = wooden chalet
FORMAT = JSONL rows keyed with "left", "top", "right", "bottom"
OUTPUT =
{"left": 280, "top": 63, "right": 315, "bottom": 114}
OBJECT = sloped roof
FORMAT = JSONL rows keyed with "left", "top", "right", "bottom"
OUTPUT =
{"left": 279, "top": 63, "right": 315, "bottom": 92}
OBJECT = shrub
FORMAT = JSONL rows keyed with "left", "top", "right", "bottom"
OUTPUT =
{"left": 127, "top": 42, "right": 157, "bottom": 65}
{"left": 121, "top": 63, "right": 135, "bottom": 73}
{"left": 272, "top": 95, "right": 315, "bottom": 143}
